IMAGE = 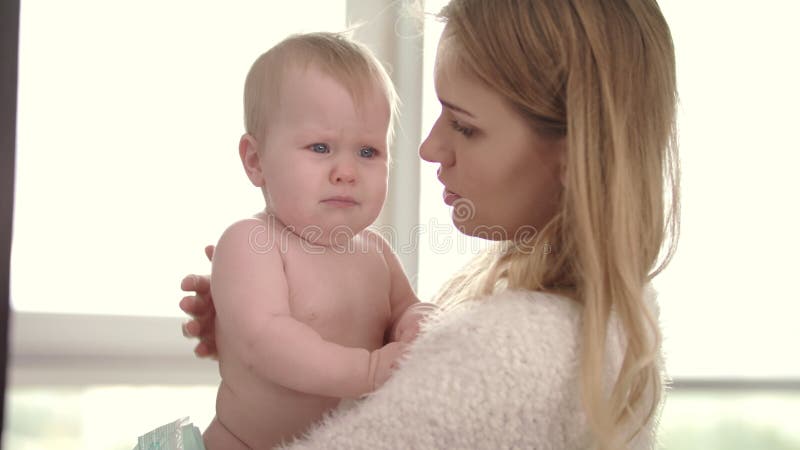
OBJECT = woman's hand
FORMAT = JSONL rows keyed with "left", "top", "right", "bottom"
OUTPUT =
{"left": 179, "top": 245, "right": 218, "bottom": 359}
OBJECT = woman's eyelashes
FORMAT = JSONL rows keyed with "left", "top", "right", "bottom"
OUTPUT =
{"left": 449, "top": 119, "right": 475, "bottom": 137}
{"left": 308, "top": 142, "right": 381, "bottom": 158}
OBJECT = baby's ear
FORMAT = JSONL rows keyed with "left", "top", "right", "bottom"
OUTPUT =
{"left": 239, "top": 134, "right": 264, "bottom": 187}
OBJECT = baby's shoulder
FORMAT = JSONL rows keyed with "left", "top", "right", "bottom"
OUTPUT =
{"left": 344, "top": 228, "right": 397, "bottom": 267}
{"left": 216, "top": 213, "right": 283, "bottom": 255}
{"left": 355, "top": 227, "right": 392, "bottom": 253}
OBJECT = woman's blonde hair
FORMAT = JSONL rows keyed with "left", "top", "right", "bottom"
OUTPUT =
{"left": 433, "top": 0, "right": 680, "bottom": 448}
{"left": 243, "top": 32, "right": 399, "bottom": 146}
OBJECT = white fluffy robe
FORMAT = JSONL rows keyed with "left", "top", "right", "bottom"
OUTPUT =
{"left": 278, "top": 287, "right": 659, "bottom": 450}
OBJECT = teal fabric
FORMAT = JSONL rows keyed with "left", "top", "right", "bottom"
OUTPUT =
{"left": 134, "top": 417, "right": 205, "bottom": 450}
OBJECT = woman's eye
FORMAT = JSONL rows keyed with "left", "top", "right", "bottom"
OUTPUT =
{"left": 359, "top": 146, "right": 377, "bottom": 158}
{"left": 449, "top": 120, "right": 474, "bottom": 138}
{"left": 310, "top": 143, "right": 330, "bottom": 153}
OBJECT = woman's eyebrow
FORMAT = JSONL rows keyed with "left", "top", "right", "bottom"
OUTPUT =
{"left": 439, "top": 98, "right": 476, "bottom": 118}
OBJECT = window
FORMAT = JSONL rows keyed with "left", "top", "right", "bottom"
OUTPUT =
{"left": 652, "top": 0, "right": 800, "bottom": 380}
{"left": 12, "top": 0, "right": 347, "bottom": 317}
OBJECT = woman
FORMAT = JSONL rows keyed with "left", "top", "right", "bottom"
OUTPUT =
{"left": 181, "top": 0, "right": 679, "bottom": 448}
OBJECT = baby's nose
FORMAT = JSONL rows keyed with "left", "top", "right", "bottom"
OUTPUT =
{"left": 330, "top": 159, "right": 357, "bottom": 184}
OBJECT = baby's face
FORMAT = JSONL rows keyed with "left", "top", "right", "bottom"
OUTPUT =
{"left": 258, "top": 67, "right": 390, "bottom": 246}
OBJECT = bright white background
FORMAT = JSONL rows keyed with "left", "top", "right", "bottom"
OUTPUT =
{"left": 12, "top": 0, "right": 347, "bottom": 318}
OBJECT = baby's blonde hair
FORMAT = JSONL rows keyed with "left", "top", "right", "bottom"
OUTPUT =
{"left": 433, "top": 1, "right": 680, "bottom": 448}
{"left": 243, "top": 32, "right": 399, "bottom": 147}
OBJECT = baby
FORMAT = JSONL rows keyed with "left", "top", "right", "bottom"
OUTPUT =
{"left": 203, "top": 32, "right": 434, "bottom": 449}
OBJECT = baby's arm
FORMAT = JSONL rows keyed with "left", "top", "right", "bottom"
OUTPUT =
{"left": 213, "top": 219, "right": 401, "bottom": 399}
{"left": 365, "top": 229, "right": 437, "bottom": 343}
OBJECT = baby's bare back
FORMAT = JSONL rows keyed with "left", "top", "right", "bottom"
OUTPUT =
{"left": 207, "top": 229, "right": 392, "bottom": 449}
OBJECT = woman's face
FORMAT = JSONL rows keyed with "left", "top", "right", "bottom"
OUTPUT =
{"left": 419, "top": 38, "right": 566, "bottom": 240}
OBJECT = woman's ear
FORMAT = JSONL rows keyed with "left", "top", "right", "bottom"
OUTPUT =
{"left": 239, "top": 133, "right": 264, "bottom": 187}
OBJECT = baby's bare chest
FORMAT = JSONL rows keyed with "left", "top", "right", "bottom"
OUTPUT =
{"left": 281, "top": 244, "right": 392, "bottom": 348}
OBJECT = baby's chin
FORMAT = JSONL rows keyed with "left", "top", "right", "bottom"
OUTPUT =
{"left": 292, "top": 221, "right": 377, "bottom": 249}
{"left": 265, "top": 205, "right": 383, "bottom": 246}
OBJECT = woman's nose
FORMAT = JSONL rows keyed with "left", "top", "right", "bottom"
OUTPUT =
{"left": 419, "top": 119, "right": 454, "bottom": 166}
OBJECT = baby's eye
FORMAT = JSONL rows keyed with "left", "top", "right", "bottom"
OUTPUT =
{"left": 310, "top": 143, "right": 330, "bottom": 153}
{"left": 359, "top": 146, "right": 378, "bottom": 158}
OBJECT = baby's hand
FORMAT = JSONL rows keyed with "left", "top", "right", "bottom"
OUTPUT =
{"left": 369, "top": 341, "right": 409, "bottom": 391}
{"left": 392, "top": 302, "right": 439, "bottom": 343}
{"left": 395, "top": 319, "right": 422, "bottom": 344}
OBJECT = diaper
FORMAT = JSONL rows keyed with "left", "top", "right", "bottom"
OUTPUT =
{"left": 133, "top": 417, "right": 205, "bottom": 450}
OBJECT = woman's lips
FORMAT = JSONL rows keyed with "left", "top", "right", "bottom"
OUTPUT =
{"left": 443, "top": 189, "right": 461, "bottom": 206}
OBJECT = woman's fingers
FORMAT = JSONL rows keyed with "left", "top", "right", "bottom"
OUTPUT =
{"left": 182, "top": 318, "right": 209, "bottom": 338}
{"left": 179, "top": 295, "right": 203, "bottom": 315}
{"left": 179, "top": 295, "right": 209, "bottom": 316}
{"left": 182, "top": 321, "right": 193, "bottom": 338}
{"left": 179, "top": 296, "right": 195, "bottom": 314}
{"left": 180, "top": 274, "right": 211, "bottom": 294}
{"left": 180, "top": 275, "right": 198, "bottom": 292}
{"left": 178, "top": 248, "right": 217, "bottom": 359}
{"left": 194, "top": 341, "right": 218, "bottom": 360}
{"left": 182, "top": 319, "right": 203, "bottom": 337}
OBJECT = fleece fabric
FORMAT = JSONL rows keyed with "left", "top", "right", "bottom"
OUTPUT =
{"left": 279, "top": 285, "right": 660, "bottom": 450}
